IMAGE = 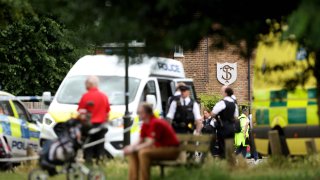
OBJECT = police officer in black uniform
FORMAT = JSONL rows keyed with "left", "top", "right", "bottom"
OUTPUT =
{"left": 211, "top": 86, "right": 238, "bottom": 158}
{"left": 166, "top": 85, "right": 202, "bottom": 134}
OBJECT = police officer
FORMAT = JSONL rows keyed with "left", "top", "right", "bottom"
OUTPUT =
{"left": 166, "top": 85, "right": 202, "bottom": 134}
{"left": 165, "top": 82, "right": 186, "bottom": 114}
{"left": 211, "top": 86, "right": 238, "bottom": 158}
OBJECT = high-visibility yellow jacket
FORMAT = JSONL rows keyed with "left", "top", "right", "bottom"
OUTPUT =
{"left": 235, "top": 114, "right": 249, "bottom": 147}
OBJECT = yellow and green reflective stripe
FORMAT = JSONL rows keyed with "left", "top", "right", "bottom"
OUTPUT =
{"left": 29, "top": 137, "right": 38, "bottom": 141}
{"left": 307, "top": 105, "right": 319, "bottom": 125}
{"left": 253, "top": 89, "right": 270, "bottom": 108}
{"left": 8, "top": 116, "right": 22, "bottom": 138}
{"left": 9, "top": 100, "right": 18, "bottom": 118}
{"left": 288, "top": 108, "right": 306, "bottom": 124}
{"left": 269, "top": 107, "right": 288, "bottom": 127}
{"left": 270, "top": 90, "right": 287, "bottom": 107}
{"left": 308, "top": 88, "right": 317, "bottom": 105}
{"left": 287, "top": 89, "right": 308, "bottom": 107}
{"left": 255, "top": 108, "right": 269, "bottom": 125}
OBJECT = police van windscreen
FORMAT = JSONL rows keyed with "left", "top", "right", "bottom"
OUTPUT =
{"left": 57, "top": 76, "right": 141, "bottom": 105}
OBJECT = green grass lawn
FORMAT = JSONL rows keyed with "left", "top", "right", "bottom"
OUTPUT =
{"left": 2, "top": 155, "right": 320, "bottom": 180}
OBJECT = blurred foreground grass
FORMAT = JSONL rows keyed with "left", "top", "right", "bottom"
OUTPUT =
{"left": 1, "top": 155, "right": 320, "bottom": 180}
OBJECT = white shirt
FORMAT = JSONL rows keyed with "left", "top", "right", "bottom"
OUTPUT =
{"left": 212, "top": 96, "right": 239, "bottom": 118}
{"left": 166, "top": 97, "right": 202, "bottom": 120}
{"left": 249, "top": 114, "right": 253, "bottom": 129}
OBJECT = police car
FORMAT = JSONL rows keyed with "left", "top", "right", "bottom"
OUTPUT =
{"left": 0, "top": 91, "right": 40, "bottom": 164}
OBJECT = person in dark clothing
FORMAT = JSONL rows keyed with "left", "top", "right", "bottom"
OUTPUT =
{"left": 201, "top": 109, "right": 214, "bottom": 133}
{"left": 201, "top": 109, "right": 219, "bottom": 156}
{"left": 166, "top": 85, "right": 202, "bottom": 134}
{"left": 211, "top": 86, "right": 238, "bottom": 158}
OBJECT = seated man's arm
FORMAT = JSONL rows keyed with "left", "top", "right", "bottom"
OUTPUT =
{"left": 134, "top": 138, "right": 154, "bottom": 151}
{"left": 124, "top": 137, "right": 143, "bottom": 154}
{"left": 124, "top": 138, "right": 154, "bottom": 155}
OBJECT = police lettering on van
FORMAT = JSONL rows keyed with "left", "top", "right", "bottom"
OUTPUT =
{"left": 157, "top": 62, "right": 181, "bottom": 73}
{"left": 11, "top": 140, "right": 38, "bottom": 151}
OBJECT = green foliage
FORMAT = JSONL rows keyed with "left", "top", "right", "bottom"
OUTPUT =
{"left": 30, "top": 0, "right": 300, "bottom": 56}
{"left": 5, "top": 157, "right": 320, "bottom": 180}
{"left": 284, "top": 0, "right": 320, "bottom": 50}
{"left": 199, "top": 94, "right": 221, "bottom": 111}
{"left": 0, "top": 0, "right": 91, "bottom": 95}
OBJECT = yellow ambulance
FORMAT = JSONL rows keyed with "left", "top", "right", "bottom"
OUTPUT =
{"left": 253, "top": 34, "right": 319, "bottom": 155}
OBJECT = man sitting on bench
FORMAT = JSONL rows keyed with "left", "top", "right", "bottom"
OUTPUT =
{"left": 124, "top": 103, "right": 180, "bottom": 180}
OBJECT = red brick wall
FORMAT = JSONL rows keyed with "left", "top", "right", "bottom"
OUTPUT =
{"left": 174, "top": 37, "right": 253, "bottom": 104}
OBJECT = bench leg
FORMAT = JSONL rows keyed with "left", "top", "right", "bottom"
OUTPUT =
{"left": 160, "top": 165, "right": 165, "bottom": 178}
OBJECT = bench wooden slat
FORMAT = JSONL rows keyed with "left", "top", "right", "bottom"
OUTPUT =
{"left": 180, "top": 144, "right": 210, "bottom": 152}
{"left": 177, "top": 134, "right": 213, "bottom": 143}
{"left": 152, "top": 134, "right": 213, "bottom": 178}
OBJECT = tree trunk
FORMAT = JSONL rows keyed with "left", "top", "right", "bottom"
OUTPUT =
{"left": 314, "top": 51, "right": 320, "bottom": 119}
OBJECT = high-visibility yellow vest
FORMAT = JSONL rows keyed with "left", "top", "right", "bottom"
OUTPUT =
{"left": 235, "top": 114, "right": 249, "bottom": 147}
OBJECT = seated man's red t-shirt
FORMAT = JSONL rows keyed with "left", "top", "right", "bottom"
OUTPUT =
{"left": 140, "top": 116, "right": 179, "bottom": 147}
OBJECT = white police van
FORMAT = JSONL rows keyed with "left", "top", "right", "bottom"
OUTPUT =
{"left": 41, "top": 55, "right": 197, "bottom": 157}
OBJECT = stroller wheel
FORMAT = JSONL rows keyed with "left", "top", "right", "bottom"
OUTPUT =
{"left": 28, "top": 168, "right": 48, "bottom": 180}
{"left": 67, "top": 167, "right": 85, "bottom": 180}
{"left": 88, "top": 169, "right": 105, "bottom": 180}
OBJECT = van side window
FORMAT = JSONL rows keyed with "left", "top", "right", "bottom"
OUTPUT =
{"left": 0, "top": 101, "right": 13, "bottom": 116}
{"left": 140, "top": 80, "right": 156, "bottom": 102}
{"left": 12, "top": 101, "right": 29, "bottom": 121}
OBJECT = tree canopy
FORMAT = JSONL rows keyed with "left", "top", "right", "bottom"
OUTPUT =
{"left": 0, "top": 0, "right": 90, "bottom": 95}
{"left": 30, "top": 0, "right": 300, "bottom": 56}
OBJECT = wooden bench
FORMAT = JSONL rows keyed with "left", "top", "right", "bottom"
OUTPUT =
{"left": 152, "top": 134, "right": 213, "bottom": 178}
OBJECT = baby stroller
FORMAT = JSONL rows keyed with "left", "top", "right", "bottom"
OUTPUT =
{"left": 28, "top": 110, "right": 107, "bottom": 180}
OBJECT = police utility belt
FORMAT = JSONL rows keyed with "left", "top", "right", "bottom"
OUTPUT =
{"left": 172, "top": 121, "right": 194, "bottom": 130}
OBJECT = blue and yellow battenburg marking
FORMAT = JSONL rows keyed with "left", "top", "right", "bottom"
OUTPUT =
{"left": 0, "top": 115, "right": 40, "bottom": 140}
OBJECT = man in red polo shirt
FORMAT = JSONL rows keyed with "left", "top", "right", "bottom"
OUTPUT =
{"left": 124, "top": 103, "right": 180, "bottom": 180}
{"left": 78, "top": 75, "right": 110, "bottom": 163}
